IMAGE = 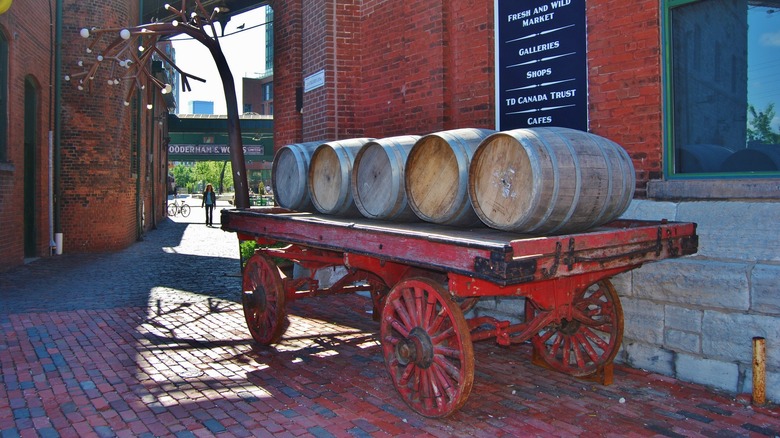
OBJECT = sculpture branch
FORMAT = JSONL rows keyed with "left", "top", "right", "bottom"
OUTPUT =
{"left": 66, "top": 0, "right": 251, "bottom": 209}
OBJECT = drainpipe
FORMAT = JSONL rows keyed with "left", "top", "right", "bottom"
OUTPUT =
{"left": 53, "top": 0, "right": 63, "bottom": 254}
{"left": 135, "top": 0, "right": 144, "bottom": 241}
{"left": 48, "top": 132, "right": 54, "bottom": 253}
{"left": 135, "top": 93, "right": 142, "bottom": 240}
{"left": 150, "top": 92, "right": 156, "bottom": 229}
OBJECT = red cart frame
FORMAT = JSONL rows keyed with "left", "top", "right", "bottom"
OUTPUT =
{"left": 221, "top": 207, "right": 698, "bottom": 417}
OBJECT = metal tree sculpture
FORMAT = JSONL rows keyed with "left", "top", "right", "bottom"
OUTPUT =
{"left": 66, "top": 0, "right": 250, "bottom": 208}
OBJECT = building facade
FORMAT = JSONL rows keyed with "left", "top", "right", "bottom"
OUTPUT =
{"left": 268, "top": 0, "right": 779, "bottom": 402}
{"left": 0, "top": 0, "right": 169, "bottom": 270}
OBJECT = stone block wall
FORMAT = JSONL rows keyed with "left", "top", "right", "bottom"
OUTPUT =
{"left": 615, "top": 199, "right": 779, "bottom": 403}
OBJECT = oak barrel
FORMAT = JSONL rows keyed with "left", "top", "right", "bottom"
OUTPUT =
{"left": 468, "top": 127, "right": 635, "bottom": 234}
{"left": 309, "top": 138, "right": 375, "bottom": 216}
{"left": 352, "top": 135, "right": 421, "bottom": 221}
{"left": 271, "top": 141, "right": 322, "bottom": 211}
{"left": 405, "top": 128, "right": 496, "bottom": 226}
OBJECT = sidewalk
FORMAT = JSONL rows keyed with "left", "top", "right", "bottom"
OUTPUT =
{"left": 1, "top": 211, "right": 779, "bottom": 437}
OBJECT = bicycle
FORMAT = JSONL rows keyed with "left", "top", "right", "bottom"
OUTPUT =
{"left": 167, "top": 197, "right": 191, "bottom": 217}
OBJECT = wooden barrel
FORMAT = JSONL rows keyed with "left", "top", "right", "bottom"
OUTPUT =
{"left": 271, "top": 141, "right": 322, "bottom": 211}
{"left": 352, "top": 135, "right": 421, "bottom": 221}
{"left": 405, "top": 128, "right": 496, "bottom": 226}
{"left": 309, "top": 138, "right": 375, "bottom": 216}
{"left": 468, "top": 127, "right": 635, "bottom": 235}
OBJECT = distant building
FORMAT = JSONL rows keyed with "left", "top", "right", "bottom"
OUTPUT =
{"left": 189, "top": 100, "right": 214, "bottom": 115}
{"left": 243, "top": 77, "right": 273, "bottom": 116}
{"left": 242, "top": 6, "right": 273, "bottom": 116}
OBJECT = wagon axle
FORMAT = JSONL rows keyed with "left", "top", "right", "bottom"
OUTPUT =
{"left": 394, "top": 327, "right": 435, "bottom": 368}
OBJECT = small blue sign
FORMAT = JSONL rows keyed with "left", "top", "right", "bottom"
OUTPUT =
{"left": 495, "top": 0, "right": 587, "bottom": 131}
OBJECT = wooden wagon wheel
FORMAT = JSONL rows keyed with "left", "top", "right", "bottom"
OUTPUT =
{"left": 242, "top": 253, "right": 288, "bottom": 345}
{"left": 526, "top": 279, "right": 624, "bottom": 377}
{"left": 380, "top": 277, "right": 475, "bottom": 418}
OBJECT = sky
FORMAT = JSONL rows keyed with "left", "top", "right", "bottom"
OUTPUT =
{"left": 170, "top": 6, "right": 269, "bottom": 115}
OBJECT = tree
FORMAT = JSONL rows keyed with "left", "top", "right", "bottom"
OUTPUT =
{"left": 66, "top": 0, "right": 250, "bottom": 207}
{"left": 193, "top": 161, "right": 233, "bottom": 193}
{"left": 170, "top": 163, "right": 193, "bottom": 192}
{"left": 747, "top": 103, "right": 780, "bottom": 144}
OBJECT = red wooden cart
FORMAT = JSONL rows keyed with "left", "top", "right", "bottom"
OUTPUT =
{"left": 220, "top": 208, "right": 698, "bottom": 417}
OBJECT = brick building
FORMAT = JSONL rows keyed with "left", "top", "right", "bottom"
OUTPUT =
{"left": 268, "top": 0, "right": 779, "bottom": 402}
{"left": 0, "top": 0, "right": 169, "bottom": 269}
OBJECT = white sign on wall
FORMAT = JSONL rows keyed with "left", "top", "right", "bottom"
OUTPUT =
{"left": 495, "top": 0, "right": 588, "bottom": 131}
{"left": 304, "top": 70, "right": 325, "bottom": 92}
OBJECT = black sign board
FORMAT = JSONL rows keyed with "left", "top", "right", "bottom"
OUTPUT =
{"left": 495, "top": 0, "right": 587, "bottom": 131}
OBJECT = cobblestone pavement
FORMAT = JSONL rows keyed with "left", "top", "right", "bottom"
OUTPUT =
{"left": 1, "top": 208, "right": 779, "bottom": 437}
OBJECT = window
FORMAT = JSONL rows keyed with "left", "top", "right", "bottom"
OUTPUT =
{"left": 262, "top": 82, "right": 272, "bottom": 102}
{"left": 665, "top": 0, "right": 780, "bottom": 177}
{"left": 0, "top": 32, "right": 8, "bottom": 162}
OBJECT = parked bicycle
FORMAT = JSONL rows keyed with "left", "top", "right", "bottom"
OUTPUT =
{"left": 167, "top": 197, "right": 191, "bottom": 217}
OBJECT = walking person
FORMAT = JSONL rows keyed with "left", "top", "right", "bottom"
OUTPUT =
{"left": 202, "top": 184, "right": 217, "bottom": 227}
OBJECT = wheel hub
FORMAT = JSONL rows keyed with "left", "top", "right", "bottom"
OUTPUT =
{"left": 557, "top": 318, "right": 581, "bottom": 335}
{"left": 395, "top": 327, "right": 434, "bottom": 368}
{"left": 249, "top": 285, "right": 267, "bottom": 312}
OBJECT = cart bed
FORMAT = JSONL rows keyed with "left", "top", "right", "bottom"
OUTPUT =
{"left": 221, "top": 207, "right": 698, "bottom": 287}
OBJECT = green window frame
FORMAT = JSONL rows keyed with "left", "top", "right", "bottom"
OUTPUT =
{"left": 663, "top": 0, "right": 780, "bottom": 180}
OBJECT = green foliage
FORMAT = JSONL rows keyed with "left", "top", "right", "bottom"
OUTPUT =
{"left": 747, "top": 103, "right": 780, "bottom": 144}
{"left": 170, "top": 161, "right": 235, "bottom": 194}
{"left": 239, "top": 239, "right": 258, "bottom": 267}
{"left": 170, "top": 164, "right": 193, "bottom": 192}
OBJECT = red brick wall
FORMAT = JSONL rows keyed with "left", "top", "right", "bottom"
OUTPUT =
{"left": 444, "top": 0, "right": 495, "bottom": 129}
{"left": 360, "top": 1, "right": 448, "bottom": 135}
{"left": 274, "top": 0, "right": 496, "bottom": 143}
{"left": 272, "top": 0, "right": 664, "bottom": 195}
{"left": 1, "top": 0, "right": 170, "bottom": 271}
{"left": 0, "top": 1, "right": 55, "bottom": 269}
{"left": 270, "top": 0, "right": 304, "bottom": 147}
{"left": 586, "top": 0, "right": 662, "bottom": 196}
{"left": 59, "top": 0, "right": 139, "bottom": 252}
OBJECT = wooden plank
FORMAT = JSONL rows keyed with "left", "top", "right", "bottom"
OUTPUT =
{"left": 221, "top": 208, "right": 698, "bottom": 285}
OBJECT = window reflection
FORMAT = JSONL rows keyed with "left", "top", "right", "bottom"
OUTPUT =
{"left": 670, "top": 0, "right": 780, "bottom": 175}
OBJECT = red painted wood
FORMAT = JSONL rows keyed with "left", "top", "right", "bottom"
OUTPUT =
{"left": 222, "top": 209, "right": 697, "bottom": 290}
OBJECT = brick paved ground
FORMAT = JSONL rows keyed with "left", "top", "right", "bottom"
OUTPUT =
{"left": 1, "top": 207, "right": 779, "bottom": 437}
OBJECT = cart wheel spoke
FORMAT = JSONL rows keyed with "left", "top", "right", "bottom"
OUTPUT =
{"left": 241, "top": 254, "right": 288, "bottom": 345}
{"left": 433, "top": 354, "right": 462, "bottom": 381}
{"left": 431, "top": 361, "right": 458, "bottom": 400}
{"left": 575, "top": 331, "right": 602, "bottom": 364}
{"left": 529, "top": 279, "right": 624, "bottom": 377}
{"left": 392, "top": 297, "right": 414, "bottom": 332}
{"left": 380, "top": 278, "right": 474, "bottom": 418}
